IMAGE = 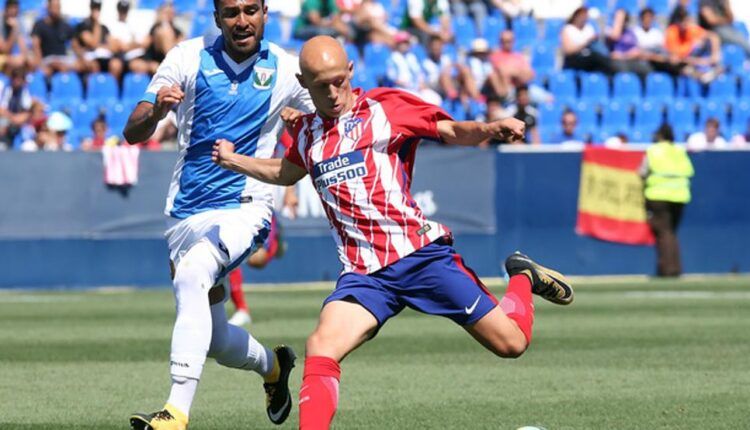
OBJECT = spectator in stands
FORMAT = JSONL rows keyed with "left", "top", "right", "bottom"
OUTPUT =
{"left": 31, "top": 0, "right": 76, "bottom": 77}
{"left": 451, "top": 0, "right": 488, "bottom": 35}
{"left": 401, "top": 0, "right": 453, "bottom": 45}
{"left": 665, "top": 6, "right": 723, "bottom": 83}
{"left": 561, "top": 6, "right": 617, "bottom": 75}
{"left": 422, "top": 34, "right": 459, "bottom": 100}
{"left": 609, "top": 11, "right": 654, "bottom": 78}
{"left": 338, "top": 0, "right": 395, "bottom": 46}
{"left": 386, "top": 31, "right": 442, "bottom": 105}
{"left": 0, "top": 66, "right": 32, "bottom": 149}
{"left": 634, "top": 8, "right": 665, "bottom": 53}
{"left": 687, "top": 117, "right": 727, "bottom": 150}
{"left": 730, "top": 119, "right": 750, "bottom": 147}
{"left": 135, "top": 1, "right": 184, "bottom": 75}
{"left": 73, "top": 0, "right": 122, "bottom": 79}
{"left": 467, "top": 38, "right": 508, "bottom": 101}
{"left": 551, "top": 109, "right": 586, "bottom": 145}
{"left": 503, "top": 84, "right": 540, "bottom": 144}
{"left": 108, "top": 0, "right": 146, "bottom": 76}
{"left": 20, "top": 111, "right": 71, "bottom": 152}
{"left": 1, "top": 0, "right": 29, "bottom": 71}
{"left": 82, "top": 116, "right": 119, "bottom": 151}
{"left": 293, "top": 0, "right": 352, "bottom": 41}
{"left": 490, "top": 30, "right": 534, "bottom": 90}
{"left": 698, "top": 0, "right": 750, "bottom": 55}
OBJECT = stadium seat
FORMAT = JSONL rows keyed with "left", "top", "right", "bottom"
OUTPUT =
{"left": 646, "top": 0, "right": 670, "bottom": 16}
{"left": 676, "top": 76, "right": 704, "bottom": 100}
{"left": 634, "top": 100, "right": 664, "bottom": 133}
{"left": 572, "top": 100, "right": 597, "bottom": 128}
{"left": 543, "top": 19, "right": 564, "bottom": 44}
{"left": 71, "top": 101, "right": 100, "bottom": 139}
{"left": 105, "top": 102, "right": 130, "bottom": 137}
{"left": 666, "top": 100, "right": 697, "bottom": 131}
{"left": 579, "top": 72, "right": 609, "bottom": 102}
{"left": 585, "top": 0, "right": 610, "bottom": 13}
{"left": 612, "top": 72, "right": 641, "bottom": 104}
{"left": 482, "top": 16, "right": 505, "bottom": 48}
{"left": 263, "top": 16, "right": 284, "bottom": 45}
{"left": 452, "top": 16, "right": 476, "bottom": 48}
{"left": 512, "top": 17, "right": 537, "bottom": 44}
{"left": 730, "top": 101, "right": 750, "bottom": 132}
{"left": 721, "top": 45, "right": 745, "bottom": 73}
{"left": 26, "top": 70, "right": 47, "bottom": 102}
{"left": 86, "top": 73, "right": 119, "bottom": 107}
{"left": 137, "top": 0, "right": 162, "bottom": 9}
{"left": 538, "top": 103, "right": 563, "bottom": 129}
{"left": 698, "top": 100, "right": 729, "bottom": 127}
{"left": 644, "top": 72, "right": 674, "bottom": 102}
{"left": 344, "top": 43, "right": 360, "bottom": 64}
{"left": 707, "top": 74, "right": 738, "bottom": 103}
{"left": 50, "top": 72, "right": 83, "bottom": 103}
{"left": 601, "top": 100, "right": 630, "bottom": 129}
{"left": 547, "top": 71, "right": 577, "bottom": 105}
{"left": 613, "top": 0, "right": 640, "bottom": 15}
{"left": 352, "top": 70, "right": 377, "bottom": 91}
{"left": 531, "top": 44, "right": 556, "bottom": 75}
{"left": 733, "top": 21, "right": 749, "bottom": 39}
{"left": 363, "top": 43, "right": 391, "bottom": 79}
{"left": 122, "top": 73, "right": 150, "bottom": 105}
{"left": 191, "top": 14, "right": 215, "bottom": 38}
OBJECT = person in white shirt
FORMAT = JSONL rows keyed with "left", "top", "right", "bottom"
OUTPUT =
{"left": 386, "top": 31, "right": 442, "bottom": 105}
{"left": 633, "top": 7, "right": 665, "bottom": 53}
{"left": 107, "top": 0, "right": 147, "bottom": 74}
{"left": 687, "top": 117, "right": 728, "bottom": 150}
{"left": 561, "top": 6, "right": 616, "bottom": 74}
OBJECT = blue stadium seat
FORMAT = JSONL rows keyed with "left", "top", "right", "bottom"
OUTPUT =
{"left": 644, "top": 72, "right": 674, "bottom": 102}
{"left": 579, "top": 72, "right": 609, "bottom": 102}
{"left": 676, "top": 76, "right": 704, "bottom": 100}
{"left": 547, "top": 72, "right": 577, "bottom": 105}
{"left": 646, "top": 0, "right": 670, "bottom": 16}
{"left": 122, "top": 73, "right": 150, "bottom": 105}
{"left": 666, "top": 100, "right": 696, "bottom": 130}
{"left": 740, "top": 75, "right": 750, "bottom": 99}
{"left": 601, "top": 100, "right": 630, "bottom": 129}
{"left": 482, "top": 16, "right": 506, "bottom": 48}
{"left": 344, "top": 43, "right": 360, "bottom": 63}
{"left": 612, "top": 72, "right": 641, "bottom": 104}
{"left": 512, "top": 17, "right": 537, "bottom": 44}
{"left": 733, "top": 21, "right": 749, "bottom": 39}
{"left": 722, "top": 45, "right": 745, "bottom": 73}
{"left": 543, "top": 19, "right": 564, "bottom": 44}
{"left": 730, "top": 101, "right": 750, "bottom": 132}
{"left": 50, "top": 72, "right": 83, "bottom": 103}
{"left": 531, "top": 44, "right": 556, "bottom": 75}
{"left": 538, "top": 103, "right": 563, "bottom": 129}
{"left": 707, "top": 74, "right": 738, "bottom": 102}
{"left": 363, "top": 43, "right": 391, "bottom": 79}
{"left": 585, "top": 0, "right": 610, "bottom": 12}
{"left": 573, "top": 100, "right": 597, "bottom": 127}
{"left": 613, "top": 0, "right": 640, "bottom": 14}
{"left": 698, "top": 100, "right": 729, "bottom": 127}
{"left": 452, "top": 16, "right": 477, "bottom": 48}
{"left": 26, "top": 70, "right": 47, "bottom": 102}
{"left": 263, "top": 16, "right": 284, "bottom": 45}
{"left": 106, "top": 102, "right": 130, "bottom": 137}
{"left": 71, "top": 101, "right": 99, "bottom": 138}
{"left": 87, "top": 73, "right": 119, "bottom": 108}
{"left": 352, "top": 69, "right": 377, "bottom": 91}
{"left": 191, "top": 14, "right": 215, "bottom": 38}
{"left": 634, "top": 100, "right": 664, "bottom": 133}
{"left": 137, "top": 0, "right": 161, "bottom": 9}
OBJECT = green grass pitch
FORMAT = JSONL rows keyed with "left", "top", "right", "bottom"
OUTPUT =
{"left": 1, "top": 277, "right": 749, "bottom": 429}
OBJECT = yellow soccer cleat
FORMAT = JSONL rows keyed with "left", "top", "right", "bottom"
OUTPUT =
{"left": 129, "top": 404, "right": 188, "bottom": 430}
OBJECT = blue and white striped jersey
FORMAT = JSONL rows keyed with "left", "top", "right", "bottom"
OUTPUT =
{"left": 143, "top": 35, "right": 314, "bottom": 219}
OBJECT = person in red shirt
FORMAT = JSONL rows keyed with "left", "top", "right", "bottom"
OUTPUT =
{"left": 212, "top": 36, "right": 574, "bottom": 429}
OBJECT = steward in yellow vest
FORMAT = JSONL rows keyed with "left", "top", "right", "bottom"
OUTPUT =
{"left": 640, "top": 124, "right": 694, "bottom": 277}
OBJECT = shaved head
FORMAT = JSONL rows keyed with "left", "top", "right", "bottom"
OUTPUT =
{"left": 297, "top": 36, "right": 355, "bottom": 119}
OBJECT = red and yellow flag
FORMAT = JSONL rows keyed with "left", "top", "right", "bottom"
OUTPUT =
{"left": 576, "top": 147, "right": 655, "bottom": 245}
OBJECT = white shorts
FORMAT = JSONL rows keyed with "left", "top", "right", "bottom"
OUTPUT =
{"left": 165, "top": 200, "right": 273, "bottom": 279}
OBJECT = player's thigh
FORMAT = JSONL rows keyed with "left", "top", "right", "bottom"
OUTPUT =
{"left": 464, "top": 307, "right": 528, "bottom": 358}
{"left": 306, "top": 300, "right": 379, "bottom": 362}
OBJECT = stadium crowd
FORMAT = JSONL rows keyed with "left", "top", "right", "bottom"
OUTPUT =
{"left": 0, "top": 0, "right": 749, "bottom": 151}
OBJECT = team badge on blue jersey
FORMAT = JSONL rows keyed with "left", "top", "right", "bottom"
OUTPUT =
{"left": 253, "top": 66, "right": 275, "bottom": 90}
{"left": 344, "top": 117, "right": 363, "bottom": 141}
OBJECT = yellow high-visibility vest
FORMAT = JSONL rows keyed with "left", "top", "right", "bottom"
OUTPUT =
{"left": 645, "top": 142, "right": 694, "bottom": 203}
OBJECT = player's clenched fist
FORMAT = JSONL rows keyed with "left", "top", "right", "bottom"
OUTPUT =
{"left": 488, "top": 118, "right": 526, "bottom": 143}
{"left": 154, "top": 84, "right": 184, "bottom": 119}
{"left": 280, "top": 107, "right": 303, "bottom": 133}
{"left": 212, "top": 139, "right": 236, "bottom": 168}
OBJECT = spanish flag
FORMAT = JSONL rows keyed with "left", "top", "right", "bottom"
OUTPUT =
{"left": 576, "top": 147, "right": 655, "bottom": 245}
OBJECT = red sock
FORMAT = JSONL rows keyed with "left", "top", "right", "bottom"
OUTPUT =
{"left": 299, "top": 356, "right": 341, "bottom": 430}
{"left": 228, "top": 269, "right": 247, "bottom": 312}
{"left": 499, "top": 274, "right": 535, "bottom": 344}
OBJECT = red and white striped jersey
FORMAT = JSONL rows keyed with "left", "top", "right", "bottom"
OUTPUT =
{"left": 285, "top": 88, "right": 452, "bottom": 274}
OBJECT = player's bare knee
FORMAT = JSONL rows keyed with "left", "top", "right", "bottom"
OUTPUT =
{"left": 493, "top": 337, "right": 528, "bottom": 359}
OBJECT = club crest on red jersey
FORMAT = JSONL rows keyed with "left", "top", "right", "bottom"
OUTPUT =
{"left": 344, "top": 117, "right": 363, "bottom": 141}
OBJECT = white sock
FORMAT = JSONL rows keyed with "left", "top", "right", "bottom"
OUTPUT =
{"left": 168, "top": 242, "right": 222, "bottom": 415}
{"left": 208, "top": 301, "right": 275, "bottom": 376}
{"left": 167, "top": 376, "right": 198, "bottom": 418}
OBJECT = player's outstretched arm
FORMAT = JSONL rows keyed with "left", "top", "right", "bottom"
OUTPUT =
{"left": 437, "top": 117, "right": 526, "bottom": 146}
{"left": 212, "top": 139, "right": 307, "bottom": 186}
{"left": 123, "top": 84, "right": 184, "bottom": 144}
